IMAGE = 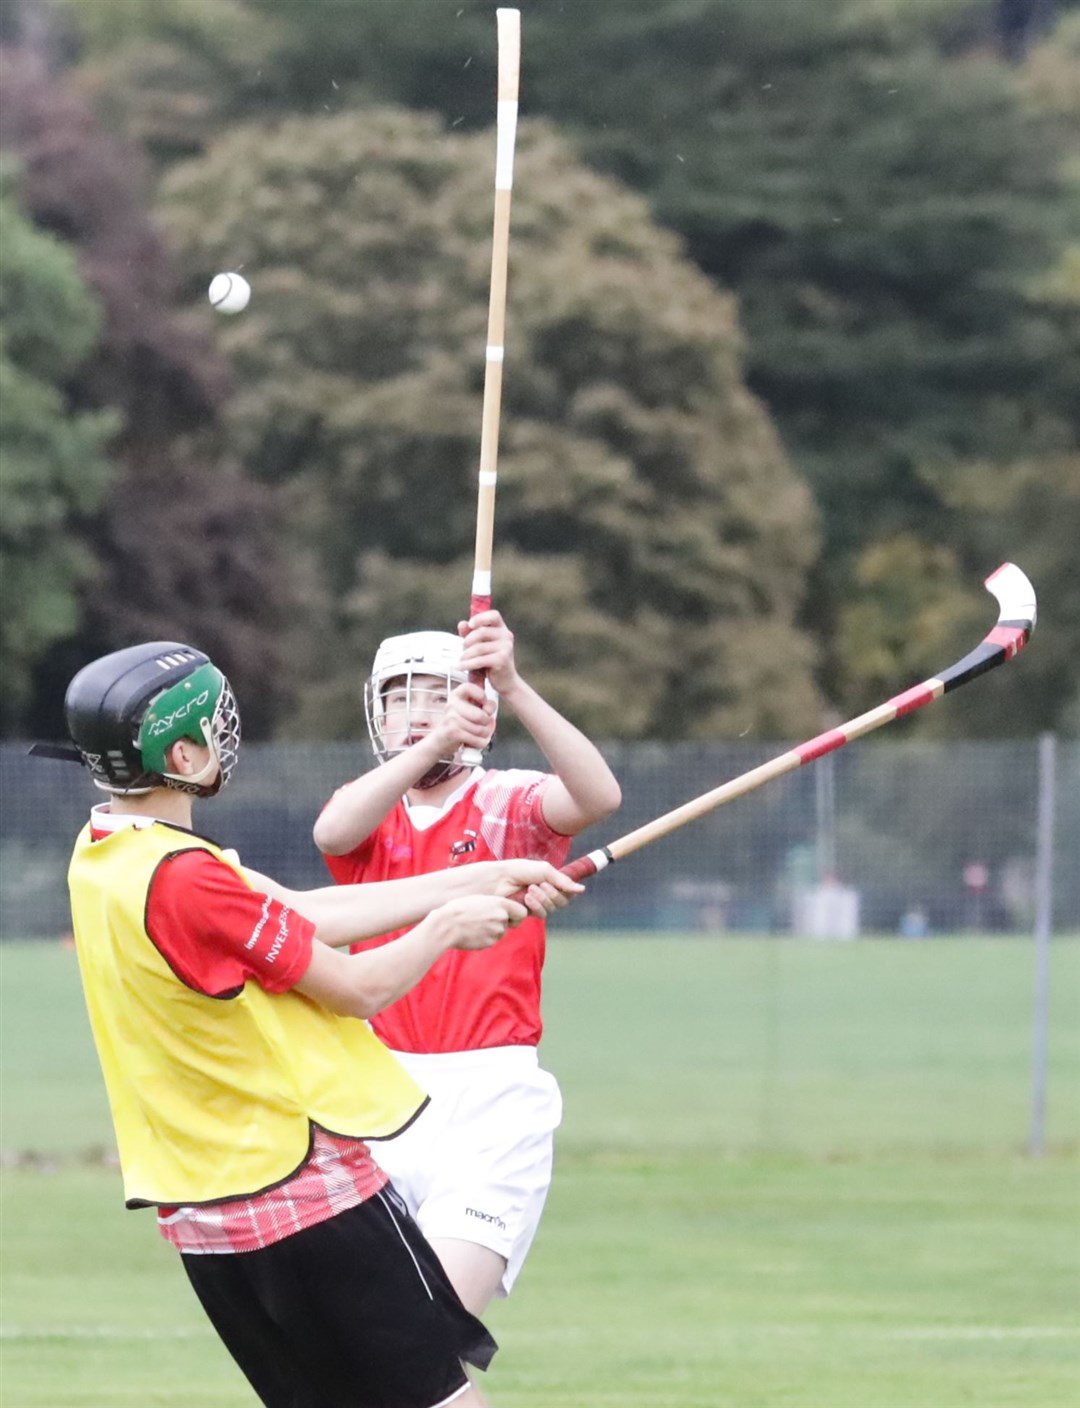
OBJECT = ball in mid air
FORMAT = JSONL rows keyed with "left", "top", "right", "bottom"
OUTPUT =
{"left": 208, "top": 272, "right": 251, "bottom": 314}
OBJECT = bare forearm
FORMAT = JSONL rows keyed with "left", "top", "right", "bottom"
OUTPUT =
{"left": 324, "top": 916, "right": 454, "bottom": 1016}
{"left": 293, "top": 892, "right": 530, "bottom": 1020}
{"left": 313, "top": 742, "right": 443, "bottom": 856}
{"left": 499, "top": 677, "right": 622, "bottom": 832}
{"left": 243, "top": 866, "right": 479, "bottom": 948}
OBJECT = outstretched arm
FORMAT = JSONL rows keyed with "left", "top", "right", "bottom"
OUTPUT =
{"left": 460, "top": 611, "right": 622, "bottom": 837}
{"left": 294, "top": 893, "right": 527, "bottom": 1019}
{"left": 244, "top": 857, "right": 581, "bottom": 949}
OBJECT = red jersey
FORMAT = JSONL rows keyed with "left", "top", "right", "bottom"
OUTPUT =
{"left": 323, "top": 769, "right": 572, "bottom": 1053}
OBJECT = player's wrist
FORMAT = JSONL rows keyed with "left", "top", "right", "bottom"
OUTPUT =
{"left": 426, "top": 899, "right": 483, "bottom": 955}
{"left": 492, "top": 672, "right": 528, "bottom": 705}
{"left": 401, "top": 733, "right": 446, "bottom": 775}
{"left": 447, "top": 864, "right": 489, "bottom": 899}
{"left": 407, "top": 909, "right": 460, "bottom": 961}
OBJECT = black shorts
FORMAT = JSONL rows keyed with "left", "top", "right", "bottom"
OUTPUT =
{"left": 181, "top": 1184, "right": 497, "bottom": 1408}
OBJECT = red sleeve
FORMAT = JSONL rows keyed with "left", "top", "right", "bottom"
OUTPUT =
{"left": 476, "top": 771, "right": 574, "bottom": 862}
{"left": 146, "top": 850, "right": 315, "bottom": 997}
{"left": 322, "top": 835, "right": 376, "bottom": 886}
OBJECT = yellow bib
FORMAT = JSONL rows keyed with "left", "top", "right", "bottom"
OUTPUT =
{"left": 68, "top": 821, "right": 425, "bottom": 1206}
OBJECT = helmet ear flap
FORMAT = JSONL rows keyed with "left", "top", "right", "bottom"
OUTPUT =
{"left": 138, "top": 663, "right": 241, "bottom": 796}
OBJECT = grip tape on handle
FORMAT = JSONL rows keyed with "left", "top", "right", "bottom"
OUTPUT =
{"left": 461, "top": 594, "right": 494, "bottom": 767}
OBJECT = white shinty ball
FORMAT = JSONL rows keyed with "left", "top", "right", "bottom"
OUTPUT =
{"left": 208, "top": 272, "right": 251, "bottom": 314}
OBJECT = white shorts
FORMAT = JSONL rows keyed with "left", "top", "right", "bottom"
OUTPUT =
{"left": 369, "top": 1046, "right": 562, "bottom": 1296}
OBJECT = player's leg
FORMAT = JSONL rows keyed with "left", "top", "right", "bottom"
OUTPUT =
{"left": 408, "top": 1054, "right": 563, "bottom": 1307}
{"left": 428, "top": 1237, "right": 509, "bottom": 1316}
{"left": 451, "top": 1384, "right": 490, "bottom": 1407}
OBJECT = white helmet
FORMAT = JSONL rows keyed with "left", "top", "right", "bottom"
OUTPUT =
{"left": 364, "top": 631, "right": 497, "bottom": 786}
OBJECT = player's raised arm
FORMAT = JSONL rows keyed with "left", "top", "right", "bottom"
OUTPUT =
{"left": 313, "top": 740, "right": 447, "bottom": 857}
{"left": 459, "top": 610, "right": 622, "bottom": 836}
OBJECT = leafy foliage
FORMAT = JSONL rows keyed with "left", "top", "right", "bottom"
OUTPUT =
{"left": 159, "top": 108, "right": 819, "bottom": 739}
{"left": 62, "top": 0, "right": 283, "bottom": 166}
{"left": 497, "top": 2, "right": 1078, "bottom": 697}
{"left": 0, "top": 168, "right": 117, "bottom": 731}
{"left": 26, "top": 0, "right": 1080, "bottom": 735}
{"left": 0, "top": 47, "right": 292, "bottom": 738}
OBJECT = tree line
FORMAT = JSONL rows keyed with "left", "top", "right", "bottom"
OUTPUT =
{"left": 1, "top": 0, "right": 1077, "bottom": 741}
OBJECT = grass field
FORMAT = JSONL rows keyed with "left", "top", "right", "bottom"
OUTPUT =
{"left": 2, "top": 935, "right": 1079, "bottom": 1406}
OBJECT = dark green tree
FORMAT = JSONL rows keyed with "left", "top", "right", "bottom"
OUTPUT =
{"left": 53, "top": 0, "right": 1080, "bottom": 734}
{"left": 234, "top": 0, "right": 1080, "bottom": 736}
{"left": 0, "top": 167, "right": 117, "bottom": 731}
{"left": 159, "top": 107, "right": 820, "bottom": 739}
{"left": 831, "top": 10, "right": 1079, "bottom": 738}
{"left": 0, "top": 46, "right": 292, "bottom": 738}
{"left": 492, "top": 1, "right": 1078, "bottom": 721}
{"left": 54, "top": 0, "right": 282, "bottom": 166}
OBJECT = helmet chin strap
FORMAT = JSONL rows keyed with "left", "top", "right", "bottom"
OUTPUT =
{"left": 412, "top": 731, "right": 495, "bottom": 789}
{"left": 164, "top": 771, "right": 224, "bottom": 799}
{"left": 94, "top": 778, "right": 155, "bottom": 797}
{"left": 158, "top": 718, "right": 223, "bottom": 796}
{"left": 412, "top": 759, "right": 468, "bottom": 791}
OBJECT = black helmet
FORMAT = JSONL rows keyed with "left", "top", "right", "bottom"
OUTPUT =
{"left": 61, "top": 641, "right": 240, "bottom": 796}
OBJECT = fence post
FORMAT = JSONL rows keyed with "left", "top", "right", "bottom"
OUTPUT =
{"left": 815, "top": 752, "right": 836, "bottom": 882}
{"left": 1028, "top": 732, "right": 1056, "bottom": 1157}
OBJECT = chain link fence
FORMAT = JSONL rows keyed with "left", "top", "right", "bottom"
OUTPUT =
{"left": 2, "top": 738, "right": 1076, "bottom": 940}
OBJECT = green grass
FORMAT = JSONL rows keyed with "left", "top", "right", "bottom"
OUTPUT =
{"left": 2, "top": 936, "right": 1079, "bottom": 1406}
{"left": 544, "top": 933, "right": 1080, "bottom": 1157}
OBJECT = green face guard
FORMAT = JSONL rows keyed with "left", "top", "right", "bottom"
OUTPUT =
{"left": 138, "top": 663, "right": 241, "bottom": 793}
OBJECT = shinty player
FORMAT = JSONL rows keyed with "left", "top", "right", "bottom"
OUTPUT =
{"left": 314, "top": 610, "right": 621, "bottom": 1315}
{"left": 46, "top": 640, "right": 580, "bottom": 1408}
